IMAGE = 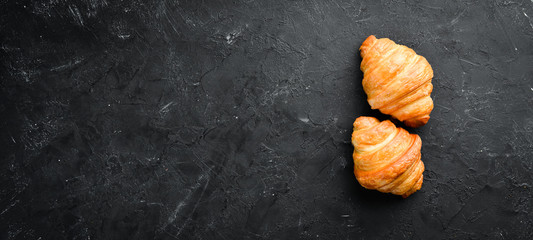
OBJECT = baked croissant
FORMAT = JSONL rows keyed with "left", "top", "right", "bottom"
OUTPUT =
{"left": 360, "top": 35, "right": 434, "bottom": 128}
{"left": 351, "top": 116, "right": 424, "bottom": 198}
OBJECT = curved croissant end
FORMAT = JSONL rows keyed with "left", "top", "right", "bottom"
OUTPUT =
{"left": 360, "top": 35, "right": 434, "bottom": 128}
{"left": 351, "top": 116, "right": 425, "bottom": 198}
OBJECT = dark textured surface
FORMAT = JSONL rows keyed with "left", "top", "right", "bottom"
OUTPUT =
{"left": 1, "top": 0, "right": 533, "bottom": 239}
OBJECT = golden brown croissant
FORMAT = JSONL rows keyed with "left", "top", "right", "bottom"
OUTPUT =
{"left": 351, "top": 116, "right": 424, "bottom": 198}
{"left": 360, "top": 35, "right": 434, "bottom": 128}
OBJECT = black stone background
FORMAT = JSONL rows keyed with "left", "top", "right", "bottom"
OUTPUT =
{"left": 1, "top": 0, "right": 533, "bottom": 239}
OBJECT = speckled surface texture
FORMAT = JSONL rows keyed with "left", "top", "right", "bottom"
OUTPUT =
{"left": 1, "top": 0, "right": 533, "bottom": 239}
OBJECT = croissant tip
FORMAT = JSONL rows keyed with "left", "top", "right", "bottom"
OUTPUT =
{"left": 404, "top": 116, "right": 430, "bottom": 128}
{"left": 353, "top": 116, "right": 380, "bottom": 130}
{"left": 365, "top": 35, "right": 377, "bottom": 41}
{"left": 401, "top": 186, "right": 421, "bottom": 198}
{"left": 360, "top": 35, "right": 378, "bottom": 57}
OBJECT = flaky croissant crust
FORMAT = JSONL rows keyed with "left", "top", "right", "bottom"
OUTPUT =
{"left": 360, "top": 35, "right": 434, "bottom": 128}
{"left": 351, "top": 116, "right": 424, "bottom": 198}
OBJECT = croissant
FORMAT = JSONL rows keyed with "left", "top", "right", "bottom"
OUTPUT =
{"left": 351, "top": 116, "right": 424, "bottom": 198}
{"left": 360, "top": 35, "right": 434, "bottom": 128}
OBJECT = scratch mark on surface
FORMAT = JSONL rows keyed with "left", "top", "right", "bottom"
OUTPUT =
{"left": 299, "top": 116, "right": 310, "bottom": 123}
{"left": 468, "top": 115, "right": 484, "bottom": 122}
{"left": 159, "top": 102, "right": 175, "bottom": 115}
{"left": 118, "top": 34, "right": 131, "bottom": 40}
{"left": 465, "top": 109, "right": 484, "bottom": 122}
{"left": 167, "top": 174, "right": 209, "bottom": 225}
{"left": 354, "top": 17, "right": 372, "bottom": 23}
{"left": 159, "top": 0, "right": 180, "bottom": 36}
{"left": 261, "top": 143, "right": 275, "bottom": 152}
{"left": 50, "top": 59, "right": 83, "bottom": 71}
{"left": 436, "top": 104, "right": 451, "bottom": 111}
{"left": 523, "top": 10, "right": 533, "bottom": 30}
{"left": 450, "top": 8, "right": 467, "bottom": 26}
{"left": 164, "top": 11, "right": 180, "bottom": 36}
{"left": 174, "top": 175, "right": 211, "bottom": 238}
{"left": 8, "top": 130, "right": 17, "bottom": 143}
{"left": 494, "top": 6, "right": 517, "bottom": 51}
{"left": 419, "top": 4, "right": 443, "bottom": 10}
{"left": 68, "top": 5, "right": 85, "bottom": 26}
{"left": 226, "top": 28, "right": 243, "bottom": 45}
{"left": 459, "top": 58, "right": 480, "bottom": 66}
{"left": 0, "top": 200, "right": 19, "bottom": 216}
